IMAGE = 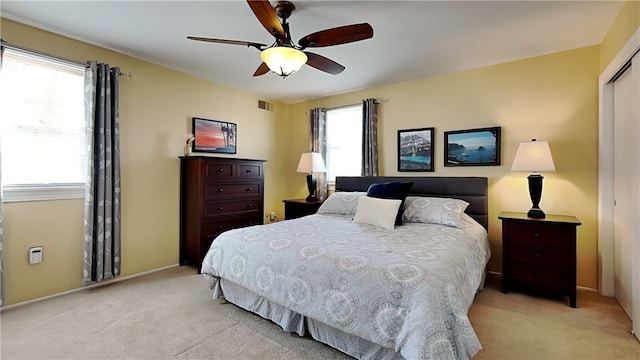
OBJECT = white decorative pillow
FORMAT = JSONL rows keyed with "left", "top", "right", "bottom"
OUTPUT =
{"left": 402, "top": 196, "right": 469, "bottom": 228}
{"left": 352, "top": 196, "right": 402, "bottom": 230}
{"left": 317, "top": 191, "right": 366, "bottom": 216}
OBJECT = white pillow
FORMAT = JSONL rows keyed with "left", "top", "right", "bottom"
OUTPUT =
{"left": 317, "top": 191, "right": 366, "bottom": 216}
{"left": 402, "top": 196, "right": 469, "bottom": 228}
{"left": 352, "top": 196, "right": 402, "bottom": 230}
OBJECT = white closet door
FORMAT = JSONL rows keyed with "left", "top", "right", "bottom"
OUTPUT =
{"left": 613, "top": 62, "right": 634, "bottom": 318}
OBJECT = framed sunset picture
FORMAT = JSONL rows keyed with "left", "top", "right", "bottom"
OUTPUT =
{"left": 192, "top": 117, "right": 237, "bottom": 154}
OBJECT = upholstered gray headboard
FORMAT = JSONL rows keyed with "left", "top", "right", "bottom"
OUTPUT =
{"left": 335, "top": 176, "right": 489, "bottom": 231}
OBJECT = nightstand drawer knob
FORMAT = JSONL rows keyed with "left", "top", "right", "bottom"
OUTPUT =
{"left": 535, "top": 252, "right": 541, "bottom": 257}
{"left": 533, "top": 233, "right": 541, "bottom": 238}
{"left": 218, "top": 188, "right": 224, "bottom": 192}
{"left": 247, "top": 187, "right": 253, "bottom": 192}
{"left": 246, "top": 169, "right": 252, "bottom": 173}
{"left": 217, "top": 168, "right": 224, "bottom": 172}
{"left": 248, "top": 204, "right": 253, "bottom": 208}
{"left": 218, "top": 207, "right": 223, "bottom": 211}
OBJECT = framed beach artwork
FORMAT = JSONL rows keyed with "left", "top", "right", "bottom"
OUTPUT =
{"left": 192, "top": 117, "right": 237, "bottom": 154}
{"left": 397, "top": 127, "right": 434, "bottom": 172}
{"left": 444, "top": 126, "right": 501, "bottom": 166}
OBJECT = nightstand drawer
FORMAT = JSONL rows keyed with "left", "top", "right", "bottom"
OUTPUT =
{"left": 510, "top": 263, "right": 565, "bottom": 286}
{"left": 506, "top": 222, "right": 570, "bottom": 246}
{"left": 510, "top": 243, "right": 565, "bottom": 265}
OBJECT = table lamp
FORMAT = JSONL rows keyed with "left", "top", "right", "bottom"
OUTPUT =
{"left": 296, "top": 152, "right": 326, "bottom": 202}
{"left": 511, "top": 139, "right": 555, "bottom": 218}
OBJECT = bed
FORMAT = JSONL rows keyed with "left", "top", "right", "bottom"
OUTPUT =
{"left": 201, "top": 176, "right": 490, "bottom": 360}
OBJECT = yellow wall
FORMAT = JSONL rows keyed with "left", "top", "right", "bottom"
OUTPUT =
{"left": 1, "top": 19, "right": 292, "bottom": 305}
{"left": 2, "top": 0, "right": 639, "bottom": 304}
{"left": 289, "top": 46, "right": 600, "bottom": 289}
{"left": 599, "top": 0, "right": 640, "bottom": 72}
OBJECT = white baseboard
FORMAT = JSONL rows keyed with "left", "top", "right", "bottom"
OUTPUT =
{"left": 1, "top": 264, "right": 179, "bottom": 312}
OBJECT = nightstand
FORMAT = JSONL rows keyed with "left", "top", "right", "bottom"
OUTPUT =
{"left": 282, "top": 198, "right": 324, "bottom": 220}
{"left": 499, "top": 211, "right": 581, "bottom": 308}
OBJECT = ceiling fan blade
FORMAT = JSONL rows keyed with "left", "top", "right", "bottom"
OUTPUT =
{"left": 246, "top": 0, "right": 285, "bottom": 39}
{"left": 187, "top": 36, "right": 267, "bottom": 50}
{"left": 305, "top": 52, "right": 345, "bottom": 75}
{"left": 298, "top": 23, "right": 373, "bottom": 49}
{"left": 253, "top": 62, "right": 270, "bottom": 76}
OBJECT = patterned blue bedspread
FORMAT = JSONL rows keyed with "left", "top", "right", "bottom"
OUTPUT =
{"left": 202, "top": 213, "right": 490, "bottom": 359}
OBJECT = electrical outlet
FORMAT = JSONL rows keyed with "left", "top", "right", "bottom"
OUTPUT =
{"left": 29, "top": 246, "right": 43, "bottom": 264}
{"left": 269, "top": 212, "right": 277, "bottom": 221}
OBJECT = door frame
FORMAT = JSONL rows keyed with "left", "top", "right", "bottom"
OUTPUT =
{"left": 598, "top": 27, "right": 640, "bottom": 339}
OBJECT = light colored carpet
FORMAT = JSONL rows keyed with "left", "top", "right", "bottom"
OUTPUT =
{"left": 1, "top": 266, "right": 639, "bottom": 359}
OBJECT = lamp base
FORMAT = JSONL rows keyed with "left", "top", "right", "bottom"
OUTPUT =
{"left": 527, "top": 174, "right": 545, "bottom": 219}
{"left": 527, "top": 207, "right": 546, "bottom": 219}
{"left": 305, "top": 173, "right": 318, "bottom": 203}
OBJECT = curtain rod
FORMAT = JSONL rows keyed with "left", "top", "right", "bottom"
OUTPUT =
{"left": 1, "top": 39, "right": 132, "bottom": 79}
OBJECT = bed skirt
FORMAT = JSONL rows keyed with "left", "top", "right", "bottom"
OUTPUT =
{"left": 214, "top": 277, "right": 404, "bottom": 360}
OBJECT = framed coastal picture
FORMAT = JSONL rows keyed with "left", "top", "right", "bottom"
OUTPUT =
{"left": 397, "top": 127, "right": 434, "bottom": 172}
{"left": 444, "top": 126, "right": 501, "bottom": 166}
{"left": 192, "top": 117, "right": 237, "bottom": 154}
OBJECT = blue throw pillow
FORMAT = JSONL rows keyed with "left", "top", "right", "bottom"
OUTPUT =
{"left": 366, "top": 181, "right": 414, "bottom": 225}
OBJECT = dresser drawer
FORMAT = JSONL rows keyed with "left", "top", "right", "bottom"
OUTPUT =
{"left": 204, "top": 182, "right": 262, "bottom": 198}
{"left": 204, "top": 162, "right": 234, "bottom": 180}
{"left": 505, "top": 222, "right": 570, "bottom": 247}
{"left": 204, "top": 213, "right": 263, "bottom": 236}
{"left": 237, "top": 164, "right": 262, "bottom": 179}
{"left": 204, "top": 199, "right": 261, "bottom": 216}
{"left": 509, "top": 243, "right": 565, "bottom": 265}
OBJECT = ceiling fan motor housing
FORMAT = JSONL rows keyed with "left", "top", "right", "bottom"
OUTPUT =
{"left": 274, "top": 1, "right": 295, "bottom": 20}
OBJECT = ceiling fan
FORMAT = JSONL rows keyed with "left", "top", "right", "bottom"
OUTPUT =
{"left": 187, "top": 0, "right": 374, "bottom": 78}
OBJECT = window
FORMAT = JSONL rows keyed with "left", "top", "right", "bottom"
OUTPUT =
{"left": 325, "top": 104, "right": 363, "bottom": 182}
{"left": 0, "top": 47, "right": 87, "bottom": 202}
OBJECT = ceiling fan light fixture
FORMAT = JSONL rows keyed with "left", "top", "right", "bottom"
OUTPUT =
{"left": 260, "top": 46, "right": 307, "bottom": 78}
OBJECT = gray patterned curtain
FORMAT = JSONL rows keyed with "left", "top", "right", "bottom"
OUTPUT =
{"left": 362, "top": 98, "right": 379, "bottom": 176}
{"left": 309, "top": 108, "right": 327, "bottom": 200}
{"left": 83, "top": 61, "right": 121, "bottom": 285}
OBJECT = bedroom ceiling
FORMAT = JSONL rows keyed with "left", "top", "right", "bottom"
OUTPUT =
{"left": 1, "top": 1, "right": 624, "bottom": 104}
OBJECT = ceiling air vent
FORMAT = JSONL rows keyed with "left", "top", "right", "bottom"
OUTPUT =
{"left": 258, "top": 99, "right": 273, "bottom": 111}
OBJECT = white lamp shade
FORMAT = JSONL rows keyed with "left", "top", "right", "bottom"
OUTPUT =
{"left": 296, "top": 152, "right": 326, "bottom": 173}
{"left": 511, "top": 140, "right": 556, "bottom": 172}
{"left": 260, "top": 47, "right": 308, "bottom": 77}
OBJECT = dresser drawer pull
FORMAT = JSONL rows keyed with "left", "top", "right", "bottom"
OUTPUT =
{"left": 217, "top": 168, "right": 224, "bottom": 173}
{"left": 535, "top": 252, "right": 541, "bottom": 257}
{"left": 533, "top": 233, "right": 541, "bottom": 238}
{"left": 218, "top": 225, "right": 224, "bottom": 230}
{"left": 246, "top": 187, "right": 253, "bottom": 192}
{"left": 246, "top": 169, "right": 252, "bottom": 173}
{"left": 248, "top": 204, "right": 253, "bottom": 208}
{"left": 217, "top": 207, "right": 223, "bottom": 211}
{"left": 218, "top": 188, "right": 224, "bottom": 192}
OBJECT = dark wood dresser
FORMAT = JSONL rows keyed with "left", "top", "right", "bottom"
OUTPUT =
{"left": 179, "top": 156, "right": 265, "bottom": 270}
{"left": 282, "top": 198, "right": 324, "bottom": 220}
{"left": 499, "top": 211, "right": 581, "bottom": 307}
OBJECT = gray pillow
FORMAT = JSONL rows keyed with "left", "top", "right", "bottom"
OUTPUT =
{"left": 316, "top": 191, "right": 366, "bottom": 216}
{"left": 402, "top": 196, "right": 469, "bottom": 228}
